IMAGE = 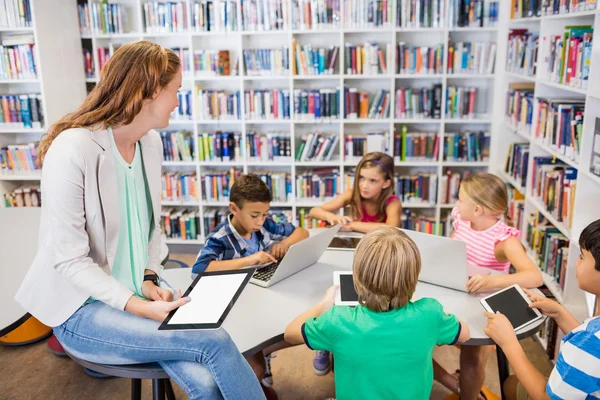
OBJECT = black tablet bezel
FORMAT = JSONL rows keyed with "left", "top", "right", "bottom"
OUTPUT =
{"left": 158, "top": 268, "right": 256, "bottom": 331}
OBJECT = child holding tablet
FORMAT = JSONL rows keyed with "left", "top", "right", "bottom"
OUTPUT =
{"left": 284, "top": 226, "right": 471, "bottom": 400}
{"left": 485, "top": 219, "right": 600, "bottom": 400}
{"left": 434, "top": 173, "right": 543, "bottom": 400}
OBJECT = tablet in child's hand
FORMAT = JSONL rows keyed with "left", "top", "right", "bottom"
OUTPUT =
{"left": 480, "top": 284, "right": 544, "bottom": 331}
{"left": 334, "top": 271, "right": 359, "bottom": 306}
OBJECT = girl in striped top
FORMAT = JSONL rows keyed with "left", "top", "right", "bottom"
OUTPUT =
{"left": 434, "top": 172, "right": 543, "bottom": 400}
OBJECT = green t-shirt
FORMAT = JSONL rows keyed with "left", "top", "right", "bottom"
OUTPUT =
{"left": 302, "top": 298, "right": 461, "bottom": 400}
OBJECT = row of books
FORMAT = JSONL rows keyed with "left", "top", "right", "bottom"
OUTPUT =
{"left": 543, "top": 26, "right": 593, "bottom": 89}
{"left": 447, "top": 41, "right": 497, "bottom": 75}
{"left": 256, "top": 172, "right": 293, "bottom": 202}
{"left": 443, "top": 131, "right": 490, "bottom": 162}
{"left": 505, "top": 84, "right": 534, "bottom": 131}
{"left": 505, "top": 143, "right": 530, "bottom": 189}
{"left": 0, "top": 41, "right": 37, "bottom": 80}
{"left": 296, "top": 132, "right": 340, "bottom": 161}
{"left": 344, "top": 88, "right": 391, "bottom": 119}
{"left": 243, "top": 47, "right": 290, "bottom": 76}
{"left": 395, "top": 85, "right": 443, "bottom": 119}
{"left": 198, "top": 131, "right": 243, "bottom": 162}
{"left": 395, "top": 174, "right": 438, "bottom": 205}
{"left": 191, "top": 0, "right": 239, "bottom": 32}
{"left": 0, "top": 94, "right": 44, "bottom": 129}
{"left": 162, "top": 172, "right": 199, "bottom": 202}
{"left": 344, "top": 0, "right": 392, "bottom": 29}
{"left": 511, "top": 0, "right": 597, "bottom": 19}
{"left": 194, "top": 50, "right": 233, "bottom": 76}
{"left": 344, "top": 132, "right": 389, "bottom": 159}
{"left": 396, "top": 43, "right": 444, "bottom": 75}
{"left": 0, "top": 142, "right": 39, "bottom": 175}
{"left": 396, "top": 0, "right": 444, "bottom": 28}
{"left": 531, "top": 157, "right": 577, "bottom": 228}
{"left": 241, "top": 0, "right": 289, "bottom": 31}
{"left": 344, "top": 42, "right": 391, "bottom": 75}
{"left": 293, "top": 89, "right": 340, "bottom": 120}
{"left": 402, "top": 210, "right": 448, "bottom": 236}
{"left": 394, "top": 128, "right": 439, "bottom": 161}
{"left": 161, "top": 208, "right": 201, "bottom": 240}
{"left": 197, "top": 89, "right": 241, "bottom": 120}
{"left": 3, "top": 186, "right": 40, "bottom": 208}
{"left": 449, "top": 0, "right": 499, "bottom": 28}
{"left": 143, "top": 1, "right": 189, "bottom": 33}
{"left": 506, "top": 185, "right": 525, "bottom": 230}
{"left": 79, "top": 2, "right": 127, "bottom": 35}
{"left": 292, "top": 43, "right": 339, "bottom": 76}
{"left": 200, "top": 167, "right": 242, "bottom": 201}
{"left": 161, "top": 131, "right": 195, "bottom": 162}
{"left": 440, "top": 169, "right": 473, "bottom": 204}
{"left": 247, "top": 132, "right": 292, "bottom": 161}
{"left": 525, "top": 212, "right": 570, "bottom": 290}
{"left": 296, "top": 209, "right": 328, "bottom": 229}
{"left": 244, "top": 89, "right": 291, "bottom": 120}
{"left": 0, "top": 0, "right": 32, "bottom": 29}
{"left": 291, "top": 0, "right": 340, "bottom": 31}
{"left": 296, "top": 168, "right": 339, "bottom": 199}
{"left": 506, "top": 29, "right": 538, "bottom": 77}
{"left": 446, "top": 86, "right": 478, "bottom": 120}
{"left": 172, "top": 90, "right": 193, "bottom": 120}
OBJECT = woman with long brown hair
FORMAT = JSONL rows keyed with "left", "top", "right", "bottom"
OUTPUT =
{"left": 15, "top": 41, "right": 264, "bottom": 399}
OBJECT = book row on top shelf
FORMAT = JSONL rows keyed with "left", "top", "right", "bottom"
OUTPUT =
{"left": 510, "top": 0, "right": 597, "bottom": 21}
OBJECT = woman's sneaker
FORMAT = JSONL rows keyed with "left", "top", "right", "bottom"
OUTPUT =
{"left": 313, "top": 350, "right": 331, "bottom": 375}
{"left": 262, "top": 353, "right": 275, "bottom": 387}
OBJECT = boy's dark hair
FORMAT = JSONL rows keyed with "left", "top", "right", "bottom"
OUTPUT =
{"left": 579, "top": 219, "right": 600, "bottom": 271}
{"left": 230, "top": 174, "right": 272, "bottom": 208}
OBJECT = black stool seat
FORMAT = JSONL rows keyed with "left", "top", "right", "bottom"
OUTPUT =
{"left": 66, "top": 352, "right": 175, "bottom": 400}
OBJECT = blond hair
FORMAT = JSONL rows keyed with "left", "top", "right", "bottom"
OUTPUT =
{"left": 353, "top": 226, "right": 421, "bottom": 312}
{"left": 461, "top": 173, "right": 512, "bottom": 226}
{"left": 37, "top": 41, "right": 181, "bottom": 167}
{"left": 350, "top": 152, "right": 395, "bottom": 222}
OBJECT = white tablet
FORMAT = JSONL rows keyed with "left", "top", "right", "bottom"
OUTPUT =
{"left": 334, "top": 271, "right": 359, "bottom": 306}
{"left": 480, "top": 284, "right": 544, "bottom": 331}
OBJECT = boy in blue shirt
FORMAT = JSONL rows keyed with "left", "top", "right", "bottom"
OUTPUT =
{"left": 284, "top": 226, "right": 471, "bottom": 400}
{"left": 485, "top": 219, "right": 600, "bottom": 400}
{"left": 192, "top": 173, "right": 309, "bottom": 398}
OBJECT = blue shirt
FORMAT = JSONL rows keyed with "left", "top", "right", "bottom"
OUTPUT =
{"left": 192, "top": 214, "right": 296, "bottom": 275}
{"left": 243, "top": 232, "right": 260, "bottom": 255}
{"left": 547, "top": 316, "right": 600, "bottom": 399}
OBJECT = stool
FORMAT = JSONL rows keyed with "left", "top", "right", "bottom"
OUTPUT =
{"left": 66, "top": 352, "right": 176, "bottom": 400}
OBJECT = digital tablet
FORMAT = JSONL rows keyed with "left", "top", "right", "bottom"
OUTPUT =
{"left": 480, "top": 285, "right": 544, "bottom": 331}
{"left": 159, "top": 269, "right": 254, "bottom": 331}
{"left": 328, "top": 237, "right": 361, "bottom": 251}
{"left": 333, "top": 271, "right": 359, "bottom": 306}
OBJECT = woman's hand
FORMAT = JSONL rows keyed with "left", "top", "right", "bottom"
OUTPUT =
{"left": 465, "top": 274, "right": 491, "bottom": 293}
{"left": 142, "top": 280, "right": 174, "bottom": 301}
{"left": 144, "top": 293, "right": 191, "bottom": 323}
{"left": 483, "top": 311, "right": 519, "bottom": 349}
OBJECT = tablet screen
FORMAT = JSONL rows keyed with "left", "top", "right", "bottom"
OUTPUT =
{"left": 329, "top": 237, "right": 361, "bottom": 249}
{"left": 484, "top": 287, "right": 539, "bottom": 329}
{"left": 340, "top": 274, "right": 359, "bottom": 302}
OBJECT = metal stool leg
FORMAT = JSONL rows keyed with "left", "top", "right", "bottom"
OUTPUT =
{"left": 152, "top": 378, "right": 166, "bottom": 400}
{"left": 131, "top": 378, "right": 142, "bottom": 400}
{"left": 165, "top": 379, "right": 176, "bottom": 400}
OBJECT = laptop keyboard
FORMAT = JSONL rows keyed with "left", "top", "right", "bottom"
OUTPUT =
{"left": 252, "top": 262, "right": 280, "bottom": 282}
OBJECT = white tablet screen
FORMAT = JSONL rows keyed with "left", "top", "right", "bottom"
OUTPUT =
{"left": 167, "top": 273, "right": 247, "bottom": 325}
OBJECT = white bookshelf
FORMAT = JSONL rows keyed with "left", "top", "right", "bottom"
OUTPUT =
{"left": 0, "top": 0, "right": 87, "bottom": 206}
{"left": 491, "top": 2, "right": 600, "bottom": 324}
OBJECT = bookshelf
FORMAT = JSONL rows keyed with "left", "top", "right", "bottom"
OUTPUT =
{"left": 0, "top": 0, "right": 87, "bottom": 207}
{"left": 492, "top": 1, "right": 599, "bottom": 355}
{"left": 76, "top": 0, "right": 501, "bottom": 245}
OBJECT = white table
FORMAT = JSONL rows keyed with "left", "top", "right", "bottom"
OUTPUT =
{"left": 162, "top": 245, "right": 545, "bottom": 400}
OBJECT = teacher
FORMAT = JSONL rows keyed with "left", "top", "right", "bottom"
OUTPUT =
{"left": 14, "top": 41, "right": 264, "bottom": 399}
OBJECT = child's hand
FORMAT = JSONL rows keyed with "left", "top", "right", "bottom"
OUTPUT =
{"left": 320, "top": 284, "right": 339, "bottom": 312}
{"left": 339, "top": 221, "right": 355, "bottom": 232}
{"left": 327, "top": 214, "right": 352, "bottom": 226}
{"left": 269, "top": 242, "right": 289, "bottom": 259}
{"left": 483, "top": 311, "right": 518, "bottom": 348}
{"left": 466, "top": 274, "right": 490, "bottom": 293}
{"left": 248, "top": 251, "right": 278, "bottom": 266}
{"left": 523, "top": 288, "right": 563, "bottom": 319}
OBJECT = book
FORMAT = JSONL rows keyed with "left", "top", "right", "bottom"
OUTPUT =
{"left": 160, "top": 130, "right": 195, "bottom": 162}
{"left": 296, "top": 168, "right": 340, "bottom": 200}
{"left": 0, "top": 94, "right": 43, "bottom": 129}
{"left": 506, "top": 29, "right": 539, "bottom": 77}
{"left": 395, "top": 85, "right": 442, "bottom": 119}
{"left": 247, "top": 132, "right": 292, "bottom": 162}
{"left": 241, "top": 0, "right": 288, "bottom": 32}
{"left": 3, "top": 185, "right": 40, "bottom": 208}
{"left": 161, "top": 172, "right": 199, "bottom": 202}
{"left": 201, "top": 167, "right": 243, "bottom": 201}
{"left": 291, "top": 0, "right": 340, "bottom": 30}
{"left": 447, "top": 41, "right": 496, "bottom": 75}
{"left": 192, "top": 0, "right": 239, "bottom": 32}
{"left": 161, "top": 208, "right": 200, "bottom": 240}
{"left": 243, "top": 47, "right": 290, "bottom": 76}
{"left": 244, "top": 89, "right": 291, "bottom": 120}
{"left": 143, "top": 1, "right": 188, "bottom": 33}
{"left": 396, "top": 43, "right": 444, "bottom": 75}
{"left": 397, "top": 0, "right": 444, "bottom": 28}
{"left": 197, "top": 89, "right": 240, "bottom": 120}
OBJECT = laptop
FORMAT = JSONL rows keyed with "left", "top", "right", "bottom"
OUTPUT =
{"left": 249, "top": 225, "right": 342, "bottom": 288}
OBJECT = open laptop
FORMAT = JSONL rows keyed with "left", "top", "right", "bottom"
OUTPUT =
{"left": 249, "top": 225, "right": 342, "bottom": 288}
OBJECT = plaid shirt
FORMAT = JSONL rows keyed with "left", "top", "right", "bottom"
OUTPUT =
{"left": 192, "top": 214, "right": 296, "bottom": 275}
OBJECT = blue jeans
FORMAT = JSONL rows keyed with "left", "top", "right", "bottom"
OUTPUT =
{"left": 53, "top": 301, "right": 264, "bottom": 400}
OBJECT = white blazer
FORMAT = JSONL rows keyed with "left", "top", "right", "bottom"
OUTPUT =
{"left": 15, "top": 127, "right": 163, "bottom": 327}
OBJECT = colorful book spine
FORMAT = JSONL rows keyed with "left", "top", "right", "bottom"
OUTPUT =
{"left": 0, "top": 142, "right": 40, "bottom": 175}
{"left": 244, "top": 89, "right": 291, "bottom": 120}
{"left": 445, "top": 86, "right": 478, "bottom": 120}
{"left": 161, "top": 172, "right": 199, "bottom": 202}
{"left": 3, "top": 185, "right": 40, "bottom": 208}
{"left": 292, "top": 41, "right": 339, "bottom": 76}
{"left": 172, "top": 47, "right": 192, "bottom": 75}
{"left": 506, "top": 29, "right": 539, "bottom": 77}
{"left": 506, "top": 184, "right": 526, "bottom": 228}
{"left": 160, "top": 131, "right": 195, "bottom": 162}
{"left": 161, "top": 208, "right": 200, "bottom": 240}
{"left": 511, "top": 0, "right": 542, "bottom": 19}
{"left": 194, "top": 50, "right": 232, "bottom": 76}
{"left": 296, "top": 168, "right": 340, "bottom": 200}
{"left": 291, "top": 0, "right": 340, "bottom": 30}
{"left": 77, "top": 3, "right": 92, "bottom": 34}
{"left": 447, "top": 41, "right": 497, "bottom": 75}
{"left": 0, "top": 43, "right": 37, "bottom": 80}
{"left": 505, "top": 143, "right": 530, "bottom": 188}
{"left": 83, "top": 49, "right": 94, "bottom": 78}
{"left": 504, "top": 85, "right": 535, "bottom": 132}
{"left": 344, "top": 0, "right": 392, "bottom": 29}
{"left": 344, "top": 132, "right": 389, "bottom": 160}
{"left": 255, "top": 171, "right": 292, "bottom": 202}
{"left": 540, "top": 0, "right": 597, "bottom": 16}
{"left": 296, "top": 132, "right": 339, "bottom": 162}
{"left": 197, "top": 89, "right": 240, "bottom": 120}
{"left": 344, "top": 42, "right": 391, "bottom": 75}
{"left": 198, "top": 131, "right": 243, "bottom": 162}
{"left": 531, "top": 157, "right": 577, "bottom": 228}
{"left": 90, "top": 1, "right": 127, "bottom": 34}
{"left": 396, "top": 43, "right": 443, "bottom": 75}
{"left": 448, "top": 0, "right": 498, "bottom": 28}
{"left": 443, "top": 131, "right": 490, "bottom": 162}
{"left": 402, "top": 210, "right": 446, "bottom": 235}
{"left": 344, "top": 88, "right": 390, "bottom": 119}
{"left": 395, "top": 85, "right": 442, "bottom": 119}
{"left": 393, "top": 128, "right": 440, "bottom": 162}
{"left": 247, "top": 132, "right": 292, "bottom": 162}
{"left": 171, "top": 90, "right": 193, "bottom": 120}
{"left": 396, "top": 0, "right": 444, "bottom": 28}
{"left": 395, "top": 174, "right": 438, "bottom": 206}
{"left": 243, "top": 47, "right": 290, "bottom": 76}
{"left": 293, "top": 89, "right": 340, "bottom": 120}
{"left": 296, "top": 208, "right": 329, "bottom": 228}
{"left": 241, "top": 0, "right": 289, "bottom": 32}
{"left": 543, "top": 26, "right": 593, "bottom": 89}
{"left": 143, "top": 1, "right": 189, "bottom": 33}
{"left": 192, "top": 0, "right": 239, "bottom": 32}
{"left": 1, "top": 0, "right": 33, "bottom": 29}
{"left": 439, "top": 169, "right": 474, "bottom": 204}
{"left": 201, "top": 167, "right": 243, "bottom": 201}
{"left": 203, "top": 207, "right": 228, "bottom": 234}
{"left": 0, "top": 94, "right": 43, "bottom": 129}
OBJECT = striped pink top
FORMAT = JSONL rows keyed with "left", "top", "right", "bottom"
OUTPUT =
{"left": 451, "top": 207, "right": 521, "bottom": 273}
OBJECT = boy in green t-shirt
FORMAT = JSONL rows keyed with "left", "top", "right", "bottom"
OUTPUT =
{"left": 284, "top": 226, "right": 471, "bottom": 400}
